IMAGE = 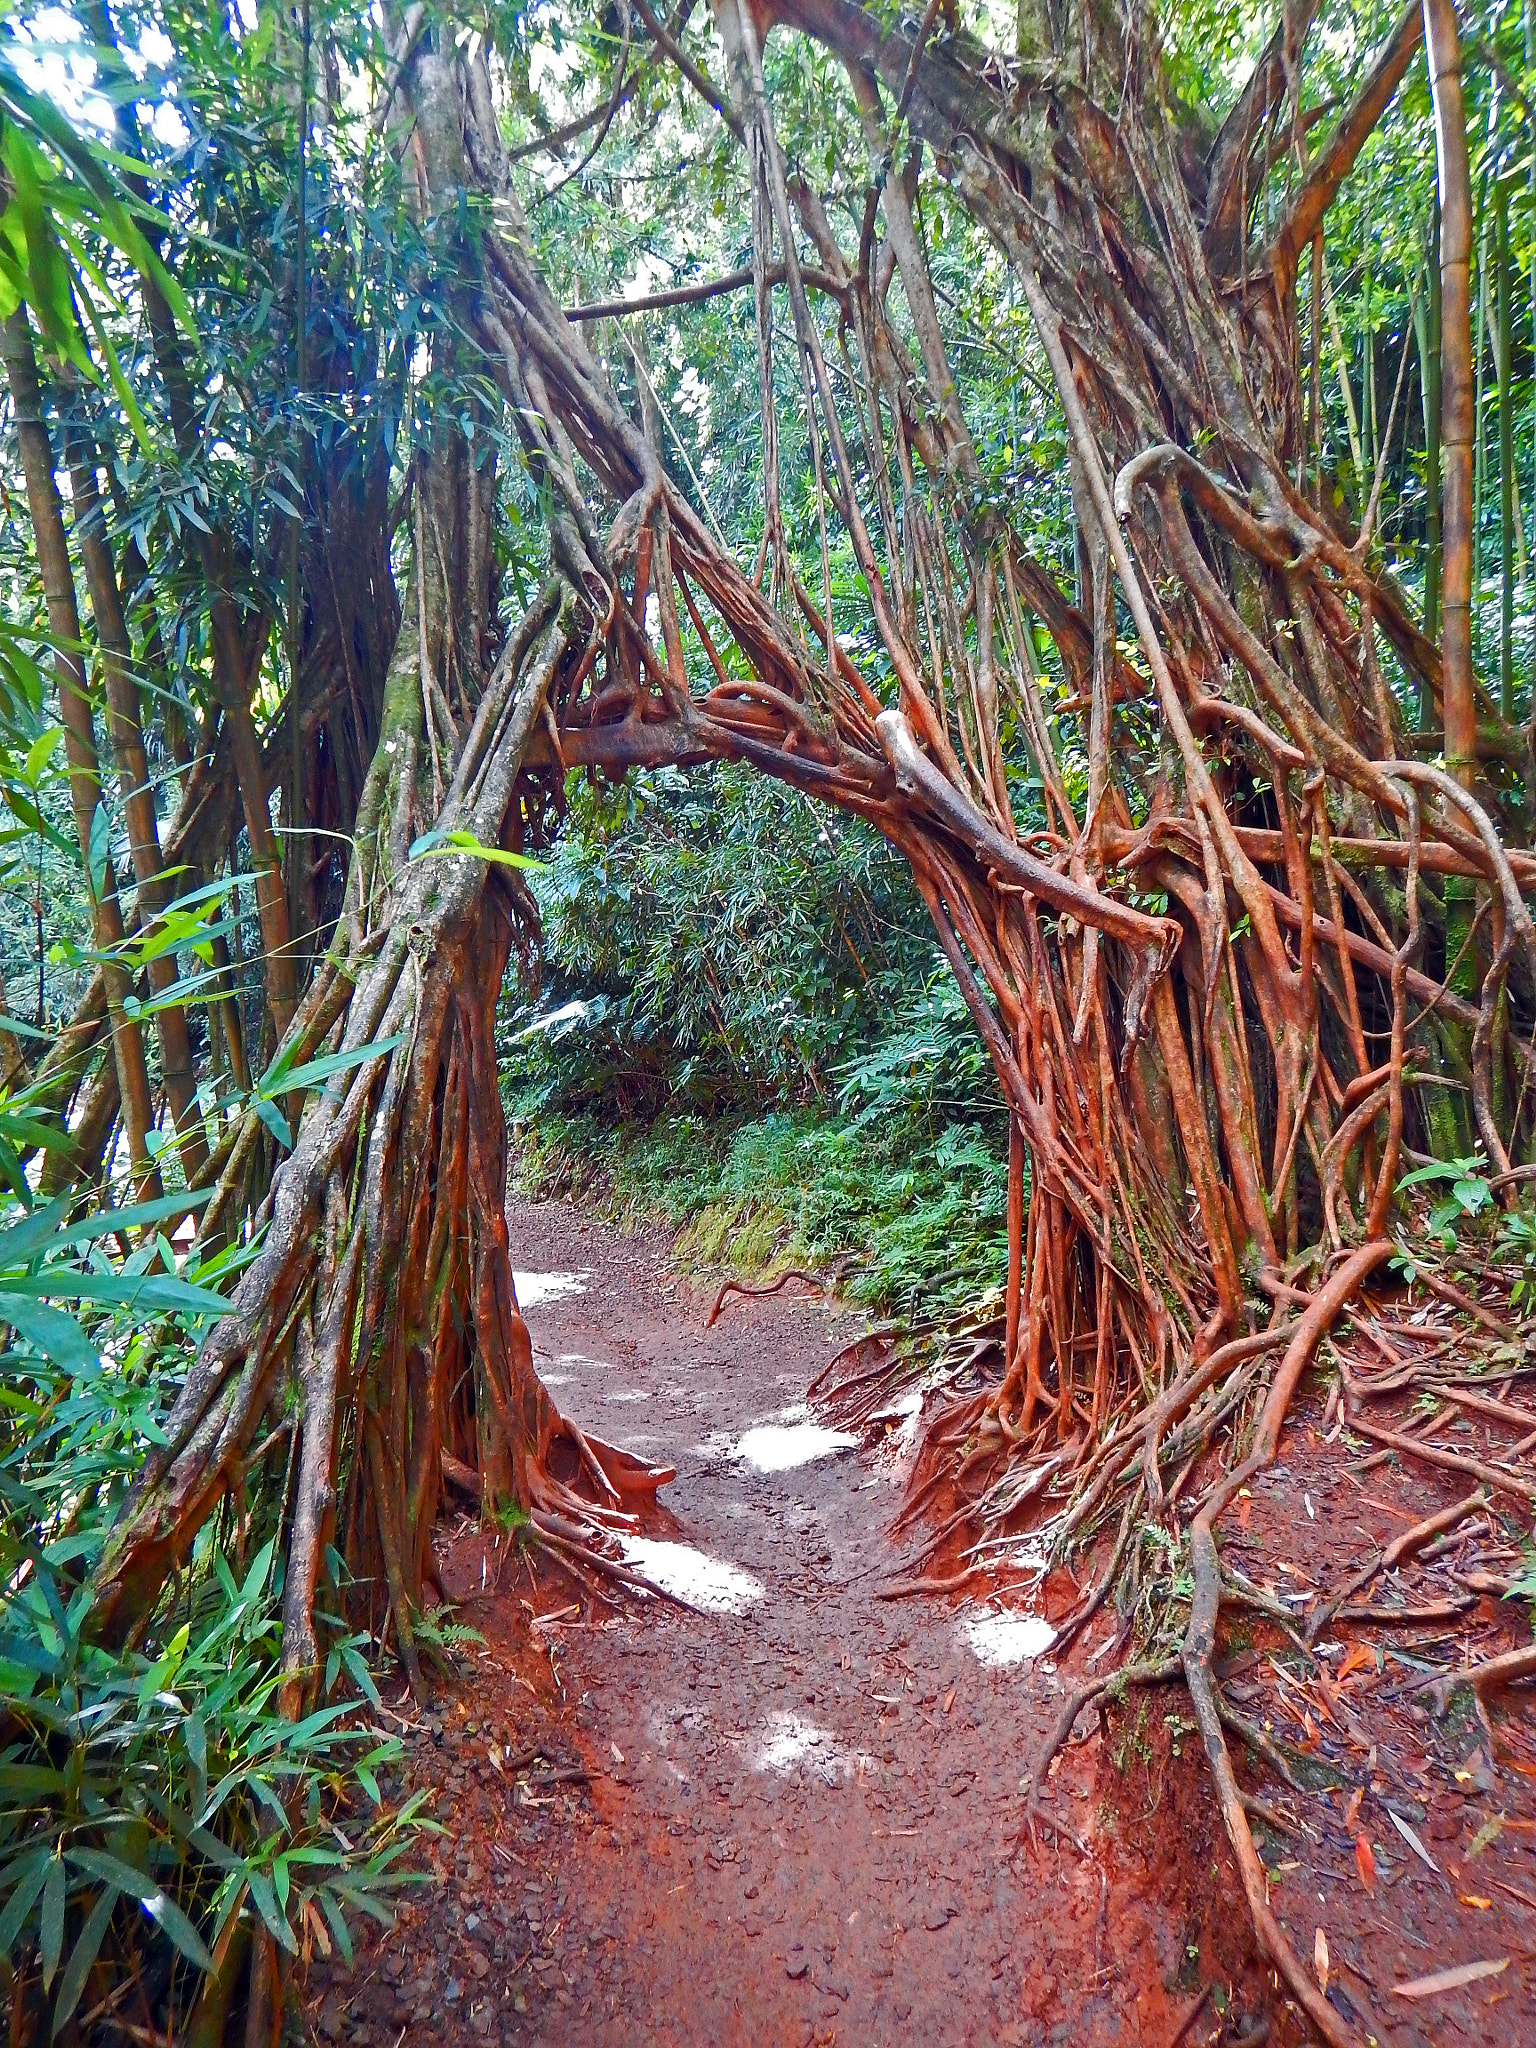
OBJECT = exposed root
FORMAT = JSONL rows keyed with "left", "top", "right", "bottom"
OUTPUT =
{"left": 1420, "top": 1641, "right": 1536, "bottom": 1708}
{"left": 1179, "top": 1246, "right": 1390, "bottom": 2048}
{"left": 706, "top": 1268, "right": 825, "bottom": 1327}
{"left": 1305, "top": 1488, "right": 1486, "bottom": 1643}
{"left": 1344, "top": 1415, "right": 1536, "bottom": 1501}
{"left": 1019, "top": 1655, "right": 1182, "bottom": 1844}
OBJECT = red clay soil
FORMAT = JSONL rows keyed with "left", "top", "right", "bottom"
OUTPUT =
{"left": 305, "top": 1197, "right": 1536, "bottom": 2047}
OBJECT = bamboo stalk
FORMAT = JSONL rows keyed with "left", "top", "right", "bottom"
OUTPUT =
{"left": 0, "top": 310, "right": 161, "bottom": 1198}
{"left": 1474, "top": 175, "right": 1488, "bottom": 679}
{"left": 63, "top": 431, "right": 209, "bottom": 1181}
{"left": 1416, "top": 199, "right": 1442, "bottom": 717}
{"left": 1495, "top": 175, "right": 1515, "bottom": 719}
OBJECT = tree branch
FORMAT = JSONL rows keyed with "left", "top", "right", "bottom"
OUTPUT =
{"left": 1272, "top": 1, "right": 1423, "bottom": 281}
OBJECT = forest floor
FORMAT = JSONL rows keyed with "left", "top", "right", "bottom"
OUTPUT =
{"left": 305, "top": 1196, "right": 1536, "bottom": 2048}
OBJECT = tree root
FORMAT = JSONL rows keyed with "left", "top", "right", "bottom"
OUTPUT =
{"left": 706, "top": 1268, "right": 825, "bottom": 1327}
{"left": 1344, "top": 1416, "right": 1536, "bottom": 1501}
{"left": 1305, "top": 1487, "right": 1485, "bottom": 1642}
{"left": 1419, "top": 1641, "right": 1536, "bottom": 1709}
{"left": 1177, "top": 1245, "right": 1391, "bottom": 2048}
{"left": 1019, "top": 1654, "right": 1182, "bottom": 1807}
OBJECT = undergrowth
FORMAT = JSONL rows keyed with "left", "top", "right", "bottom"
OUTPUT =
{"left": 504, "top": 762, "right": 1013, "bottom": 1319}
{"left": 513, "top": 1103, "right": 1008, "bottom": 1320}
{"left": 0, "top": 1135, "right": 429, "bottom": 2040}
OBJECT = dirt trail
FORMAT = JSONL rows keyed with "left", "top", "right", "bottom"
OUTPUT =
{"left": 432, "top": 1197, "right": 1254, "bottom": 2048}
{"left": 311, "top": 1197, "right": 1536, "bottom": 2048}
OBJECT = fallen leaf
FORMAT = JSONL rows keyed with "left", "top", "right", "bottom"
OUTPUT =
{"left": 1343, "top": 1786, "right": 1364, "bottom": 1829}
{"left": 1314, "top": 1927, "right": 1330, "bottom": 1995}
{"left": 1392, "top": 1957, "right": 1508, "bottom": 1999}
{"left": 1355, "top": 1835, "right": 1377, "bottom": 1893}
{"left": 1339, "top": 1643, "right": 1374, "bottom": 1683}
{"left": 1459, "top": 1895, "right": 1492, "bottom": 1910}
{"left": 610, "top": 1742, "right": 625, "bottom": 1765}
{"left": 1386, "top": 1807, "right": 1441, "bottom": 1876}
{"left": 1466, "top": 1812, "right": 1505, "bottom": 1859}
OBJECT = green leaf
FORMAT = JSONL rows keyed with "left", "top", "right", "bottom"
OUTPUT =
{"left": 143, "top": 1888, "right": 213, "bottom": 1970}
{"left": 46, "top": 1190, "right": 214, "bottom": 1255}
{"left": 261, "top": 1033, "right": 404, "bottom": 1100}
{"left": 1395, "top": 1155, "right": 1482, "bottom": 1193}
{"left": 1, "top": 1269, "right": 228, "bottom": 1316}
{"left": 186, "top": 1712, "right": 207, "bottom": 1798}
{"left": 241, "top": 1538, "right": 276, "bottom": 1607}
{"left": 245, "top": 1868, "right": 297, "bottom": 1953}
{"left": 339, "top": 1642, "right": 381, "bottom": 1708}
{"left": 0, "top": 1845, "right": 52, "bottom": 1953}
{"left": 253, "top": 1096, "right": 293, "bottom": 1150}
{"left": 408, "top": 827, "right": 543, "bottom": 870}
{"left": 39, "top": 1851, "right": 65, "bottom": 1988}
{"left": 51, "top": 1883, "right": 115, "bottom": 2036}
{"left": 0, "top": 1194, "right": 72, "bottom": 1269}
{"left": 22, "top": 725, "right": 62, "bottom": 785}
{"left": 65, "top": 1847, "right": 156, "bottom": 1902}
{"left": 0, "top": 1294, "right": 97, "bottom": 1373}
{"left": 87, "top": 803, "right": 111, "bottom": 901}
{"left": 318, "top": 1888, "right": 353, "bottom": 1968}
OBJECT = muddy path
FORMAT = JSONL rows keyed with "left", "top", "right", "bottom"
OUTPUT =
{"left": 310, "top": 1196, "right": 1536, "bottom": 2048}
{"left": 387, "top": 1196, "right": 1261, "bottom": 2048}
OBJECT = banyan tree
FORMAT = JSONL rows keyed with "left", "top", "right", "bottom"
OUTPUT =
{"left": 4, "top": 0, "right": 1534, "bottom": 2038}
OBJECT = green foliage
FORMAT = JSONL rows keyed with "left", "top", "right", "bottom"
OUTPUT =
{"left": 1505, "top": 1207, "right": 1536, "bottom": 1312}
{"left": 1396, "top": 1152, "right": 1497, "bottom": 1245}
{"left": 518, "top": 1100, "right": 1008, "bottom": 1319}
{"left": 505, "top": 761, "right": 954, "bottom": 1114}
{"left": 0, "top": 1550, "right": 423, "bottom": 2036}
{"left": 504, "top": 756, "right": 1010, "bottom": 1317}
{"left": 0, "top": 1138, "right": 427, "bottom": 2032}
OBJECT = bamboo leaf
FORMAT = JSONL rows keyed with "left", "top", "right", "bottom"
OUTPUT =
{"left": 0, "top": 1845, "right": 52, "bottom": 1954}
{"left": 39, "top": 1851, "right": 64, "bottom": 1988}
{"left": 51, "top": 1884, "right": 115, "bottom": 2035}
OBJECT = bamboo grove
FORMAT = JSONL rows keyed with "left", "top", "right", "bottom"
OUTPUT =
{"left": 2, "top": 0, "right": 1536, "bottom": 2039}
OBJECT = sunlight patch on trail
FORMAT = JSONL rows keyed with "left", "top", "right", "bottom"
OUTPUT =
{"left": 513, "top": 1269, "right": 590, "bottom": 1307}
{"left": 618, "top": 1536, "right": 764, "bottom": 1615}
{"left": 960, "top": 1608, "right": 1056, "bottom": 1667}
{"left": 750, "top": 1711, "right": 875, "bottom": 1785}
{"left": 754, "top": 1712, "right": 839, "bottom": 1777}
{"left": 733, "top": 1406, "right": 859, "bottom": 1474}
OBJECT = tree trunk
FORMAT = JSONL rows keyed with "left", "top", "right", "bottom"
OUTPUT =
{"left": 92, "top": 578, "right": 670, "bottom": 1663}
{"left": 1424, "top": 0, "right": 1476, "bottom": 785}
